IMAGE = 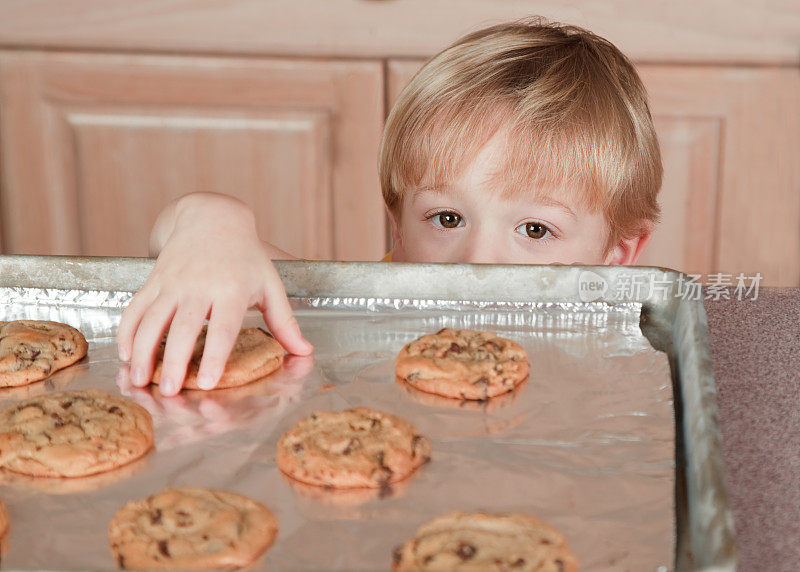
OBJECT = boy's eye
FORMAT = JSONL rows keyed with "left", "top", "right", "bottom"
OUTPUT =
{"left": 432, "top": 212, "right": 463, "bottom": 229}
{"left": 515, "top": 222, "right": 551, "bottom": 240}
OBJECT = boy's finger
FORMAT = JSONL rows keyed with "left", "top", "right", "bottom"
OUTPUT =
{"left": 282, "top": 354, "right": 315, "bottom": 379}
{"left": 198, "top": 398, "right": 233, "bottom": 423}
{"left": 195, "top": 300, "right": 247, "bottom": 391}
{"left": 260, "top": 268, "right": 313, "bottom": 356}
{"left": 129, "top": 297, "right": 177, "bottom": 389}
{"left": 158, "top": 303, "right": 208, "bottom": 397}
{"left": 118, "top": 287, "right": 158, "bottom": 362}
{"left": 116, "top": 363, "right": 133, "bottom": 393}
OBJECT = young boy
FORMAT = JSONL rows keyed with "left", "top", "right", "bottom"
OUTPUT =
{"left": 117, "top": 19, "right": 662, "bottom": 396}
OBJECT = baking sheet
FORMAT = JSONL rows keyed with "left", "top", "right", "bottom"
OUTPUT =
{"left": 0, "top": 288, "right": 673, "bottom": 571}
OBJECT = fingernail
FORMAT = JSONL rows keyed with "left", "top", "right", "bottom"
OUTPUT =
{"left": 159, "top": 377, "right": 177, "bottom": 396}
{"left": 118, "top": 347, "right": 130, "bottom": 362}
{"left": 197, "top": 374, "right": 216, "bottom": 391}
{"left": 131, "top": 368, "right": 148, "bottom": 387}
{"left": 302, "top": 339, "right": 314, "bottom": 352}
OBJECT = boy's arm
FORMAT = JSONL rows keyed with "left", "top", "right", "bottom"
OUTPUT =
{"left": 148, "top": 194, "right": 298, "bottom": 260}
{"left": 117, "top": 192, "right": 313, "bottom": 396}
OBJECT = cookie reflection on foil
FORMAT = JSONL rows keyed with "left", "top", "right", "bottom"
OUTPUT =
{"left": 162, "top": 374, "right": 302, "bottom": 404}
{"left": 0, "top": 365, "right": 83, "bottom": 402}
{"left": 395, "top": 377, "right": 526, "bottom": 412}
{"left": 0, "top": 455, "right": 149, "bottom": 495}
{"left": 286, "top": 473, "right": 411, "bottom": 518}
{"left": 117, "top": 357, "right": 308, "bottom": 449}
{"left": 0, "top": 500, "right": 7, "bottom": 556}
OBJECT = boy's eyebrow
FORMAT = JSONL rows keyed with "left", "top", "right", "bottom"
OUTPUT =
{"left": 535, "top": 197, "right": 578, "bottom": 220}
{"left": 411, "top": 185, "right": 450, "bottom": 199}
{"left": 411, "top": 185, "right": 579, "bottom": 220}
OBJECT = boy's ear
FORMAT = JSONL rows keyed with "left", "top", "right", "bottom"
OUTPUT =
{"left": 605, "top": 221, "right": 654, "bottom": 265}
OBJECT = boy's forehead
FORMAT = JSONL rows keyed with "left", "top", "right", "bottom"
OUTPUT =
{"left": 397, "top": 112, "right": 604, "bottom": 216}
{"left": 408, "top": 129, "right": 590, "bottom": 216}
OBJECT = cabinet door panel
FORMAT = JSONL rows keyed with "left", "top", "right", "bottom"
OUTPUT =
{"left": 638, "top": 65, "right": 800, "bottom": 287}
{"left": 0, "top": 52, "right": 384, "bottom": 260}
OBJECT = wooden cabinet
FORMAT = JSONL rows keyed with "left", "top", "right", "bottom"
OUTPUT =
{"left": 639, "top": 66, "right": 800, "bottom": 286}
{"left": 0, "top": 2, "right": 798, "bottom": 284}
{"left": 0, "top": 52, "right": 385, "bottom": 260}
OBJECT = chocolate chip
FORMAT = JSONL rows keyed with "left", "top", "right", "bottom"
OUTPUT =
{"left": 373, "top": 451, "right": 394, "bottom": 484}
{"left": 446, "top": 342, "right": 464, "bottom": 355}
{"left": 511, "top": 557, "right": 526, "bottom": 567}
{"left": 407, "top": 372, "right": 421, "bottom": 381}
{"left": 411, "top": 435, "right": 431, "bottom": 463}
{"left": 370, "top": 418, "right": 380, "bottom": 429}
{"left": 555, "top": 559, "right": 565, "bottom": 572}
{"left": 108, "top": 406, "right": 122, "bottom": 415}
{"left": 292, "top": 443, "right": 304, "bottom": 454}
{"left": 456, "top": 543, "right": 476, "bottom": 560}
{"left": 117, "top": 554, "right": 126, "bottom": 569}
{"left": 342, "top": 438, "right": 360, "bottom": 455}
{"left": 392, "top": 546, "right": 403, "bottom": 565}
{"left": 50, "top": 413, "right": 65, "bottom": 428}
{"left": 473, "top": 377, "right": 490, "bottom": 399}
{"left": 374, "top": 467, "right": 393, "bottom": 483}
{"left": 157, "top": 540, "right": 170, "bottom": 558}
{"left": 150, "top": 509, "right": 162, "bottom": 525}
{"left": 378, "top": 482, "right": 393, "bottom": 499}
{"left": 436, "top": 328, "right": 448, "bottom": 334}
{"left": 423, "top": 555, "right": 434, "bottom": 565}
{"left": 540, "top": 539, "right": 551, "bottom": 545}
{"left": 310, "top": 413, "right": 318, "bottom": 421}
{"left": 485, "top": 341, "right": 501, "bottom": 352}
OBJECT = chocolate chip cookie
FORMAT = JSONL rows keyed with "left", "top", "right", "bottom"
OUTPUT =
{"left": 108, "top": 488, "right": 278, "bottom": 569}
{"left": 396, "top": 329, "right": 529, "bottom": 400}
{"left": 151, "top": 327, "right": 283, "bottom": 390}
{"left": 0, "top": 320, "right": 88, "bottom": 387}
{"left": 0, "top": 389, "right": 154, "bottom": 477}
{"left": 392, "top": 511, "right": 578, "bottom": 571}
{"left": 277, "top": 407, "right": 432, "bottom": 489}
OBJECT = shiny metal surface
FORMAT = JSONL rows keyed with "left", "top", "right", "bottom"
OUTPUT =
{"left": 0, "top": 256, "right": 735, "bottom": 571}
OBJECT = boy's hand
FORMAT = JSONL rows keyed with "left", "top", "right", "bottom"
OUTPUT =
{"left": 117, "top": 194, "right": 313, "bottom": 396}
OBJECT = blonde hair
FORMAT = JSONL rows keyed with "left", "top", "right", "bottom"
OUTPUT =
{"left": 379, "top": 19, "right": 662, "bottom": 253}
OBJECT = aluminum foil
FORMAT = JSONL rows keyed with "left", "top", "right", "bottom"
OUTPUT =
{"left": 0, "top": 288, "right": 674, "bottom": 571}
